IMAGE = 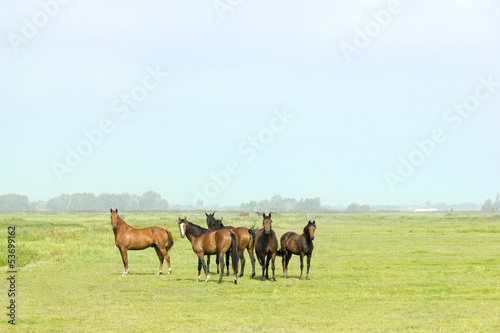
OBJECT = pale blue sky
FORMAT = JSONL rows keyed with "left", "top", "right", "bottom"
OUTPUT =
{"left": 1, "top": 1, "right": 499, "bottom": 206}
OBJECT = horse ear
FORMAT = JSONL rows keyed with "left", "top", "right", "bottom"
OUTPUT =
{"left": 110, "top": 208, "right": 112, "bottom": 213}
{"left": 205, "top": 212, "right": 208, "bottom": 217}
{"left": 313, "top": 220, "right": 316, "bottom": 225}
{"left": 184, "top": 216, "right": 187, "bottom": 221}
{"left": 221, "top": 217, "right": 223, "bottom": 221}
{"left": 116, "top": 209, "right": 118, "bottom": 213}
{"left": 269, "top": 213, "right": 272, "bottom": 219}
{"left": 178, "top": 217, "right": 181, "bottom": 222}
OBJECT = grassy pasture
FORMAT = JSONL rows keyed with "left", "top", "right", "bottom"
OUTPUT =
{"left": 1, "top": 211, "right": 499, "bottom": 332}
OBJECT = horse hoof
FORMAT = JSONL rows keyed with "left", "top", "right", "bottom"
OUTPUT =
{"left": 157, "top": 271, "right": 162, "bottom": 275}
{"left": 167, "top": 268, "right": 172, "bottom": 275}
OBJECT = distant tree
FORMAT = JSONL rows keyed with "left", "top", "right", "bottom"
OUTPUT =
{"left": 270, "top": 195, "right": 285, "bottom": 212}
{"left": 139, "top": 191, "right": 168, "bottom": 210}
{"left": 69, "top": 192, "right": 97, "bottom": 210}
{"left": 46, "top": 194, "right": 71, "bottom": 211}
{"left": 346, "top": 203, "right": 360, "bottom": 212}
{"left": 247, "top": 200, "right": 257, "bottom": 211}
{"left": 359, "top": 204, "right": 370, "bottom": 212}
{"left": 494, "top": 194, "right": 500, "bottom": 211}
{"left": 0, "top": 194, "right": 30, "bottom": 211}
{"left": 256, "top": 199, "right": 271, "bottom": 212}
{"left": 294, "top": 198, "right": 321, "bottom": 211}
{"left": 481, "top": 199, "right": 493, "bottom": 212}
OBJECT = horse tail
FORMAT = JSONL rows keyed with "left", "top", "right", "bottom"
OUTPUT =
{"left": 230, "top": 232, "right": 239, "bottom": 274}
{"left": 165, "top": 229, "right": 174, "bottom": 251}
{"left": 248, "top": 228, "right": 256, "bottom": 248}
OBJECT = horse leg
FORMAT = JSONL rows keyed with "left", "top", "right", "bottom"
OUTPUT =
{"left": 281, "top": 250, "right": 286, "bottom": 278}
{"left": 207, "top": 255, "right": 211, "bottom": 274}
{"left": 216, "top": 255, "right": 220, "bottom": 274}
{"left": 271, "top": 253, "right": 276, "bottom": 282}
{"left": 198, "top": 254, "right": 209, "bottom": 282}
{"left": 306, "top": 253, "right": 312, "bottom": 280}
{"left": 238, "top": 250, "right": 245, "bottom": 278}
{"left": 265, "top": 256, "right": 271, "bottom": 280}
{"left": 249, "top": 249, "right": 256, "bottom": 278}
{"left": 153, "top": 246, "right": 164, "bottom": 275}
{"left": 299, "top": 253, "right": 305, "bottom": 280}
{"left": 197, "top": 258, "right": 202, "bottom": 282}
{"left": 226, "top": 251, "right": 230, "bottom": 276}
{"left": 260, "top": 255, "right": 266, "bottom": 281}
{"left": 218, "top": 253, "right": 225, "bottom": 283}
{"left": 159, "top": 246, "right": 172, "bottom": 275}
{"left": 285, "top": 253, "right": 292, "bottom": 278}
{"left": 119, "top": 248, "right": 129, "bottom": 276}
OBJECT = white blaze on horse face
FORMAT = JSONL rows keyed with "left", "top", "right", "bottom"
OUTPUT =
{"left": 180, "top": 223, "right": 186, "bottom": 237}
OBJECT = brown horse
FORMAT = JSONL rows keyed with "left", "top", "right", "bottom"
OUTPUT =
{"left": 178, "top": 217, "right": 239, "bottom": 284}
{"left": 110, "top": 209, "right": 173, "bottom": 276}
{"left": 232, "top": 227, "right": 256, "bottom": 277}
{"left": 277, "top": 220, "right": 316, "bottom": 280}
{"left": 254, "top": 213, "right": 278, "bottom": 281}
{"left": 205, "top": 213, "right": 256, "bottom": 277}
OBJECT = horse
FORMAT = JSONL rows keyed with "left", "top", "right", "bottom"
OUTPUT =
{"left": 276, "top": 220, "right": 316, "bottom": 280}
{"left": 239, "top": 212, "right": 250, "bottom": 217}
{"left": 232, "top": 227, "right": 256, "bottom": 277}
{"left": 205, "top": 212, "right": 231, "bottom": 274}
{"left": 110, "top": 209, "right": 174, "bottom": 276}
{"left": 178, "top": 217, "right": 239, "bottom": 284}
{"left": 254, "top": 213, "right": 278, "bottom": 281}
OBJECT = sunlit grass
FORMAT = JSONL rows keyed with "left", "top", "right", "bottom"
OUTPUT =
{"left": 1, "top": 211, "right": 499, "bottom": 331}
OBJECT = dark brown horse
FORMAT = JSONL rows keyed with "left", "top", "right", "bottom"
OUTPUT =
{"left": 254, "top": 213, "right": 278, "bottom": 281}
{"left": 110, "top": 209, "right": 174, "bottom": 276}
{"left": 178, "top": 217, "right": 239, "bottom": 284}
{"left": 277, "top": 220, "right": 316, "bottom": 280}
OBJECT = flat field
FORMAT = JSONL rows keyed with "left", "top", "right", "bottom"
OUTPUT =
{"left": 1, "top": 211, "right": 499, "bottom": 332}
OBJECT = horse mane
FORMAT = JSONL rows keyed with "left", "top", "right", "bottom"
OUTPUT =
{"left": 117, "top": 214, "right": 131, "bottom": 228}
{"left": 185, "top": 221, "right": 208, "bottom": 237}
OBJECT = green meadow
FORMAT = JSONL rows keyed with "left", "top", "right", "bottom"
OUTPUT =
{"left": 1, "top": 211, "right": 499, "bottom": 332}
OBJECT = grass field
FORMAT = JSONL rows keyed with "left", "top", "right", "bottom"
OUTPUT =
{"left": 1, "top": 211, "right": 499, "bottom": 332}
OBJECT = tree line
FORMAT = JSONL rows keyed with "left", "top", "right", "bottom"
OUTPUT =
{"left": 0, "top": 191, "right": 169, "bottom": 211}
{"left": 240, "top": 195, "right": 322, "bottom": 212}
{"left": 481, "top": 194, "right": 500, "bottom": 212}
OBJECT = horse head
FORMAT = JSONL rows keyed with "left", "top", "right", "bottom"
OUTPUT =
{"left": 205, "top": 212, "right": 217, "bottom": 230}
{"left": 110, "top": 208, "right": 119, "bottom": 230}
{"left": 304, "top": 220, "right": 316, "bottom": 240}
{"left": 262, "top": 213, "right": 272, "bottom": 234}
{"left": 178, "top": 216, "right": 188, "bottom": 238}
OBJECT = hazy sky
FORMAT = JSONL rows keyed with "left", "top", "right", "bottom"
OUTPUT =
{"left": 1, "top": 1, "right": 499, "bottom": 207}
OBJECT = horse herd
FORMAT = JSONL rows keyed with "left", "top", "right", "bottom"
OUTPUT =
{"left": 110, "top": 209, "right": 316, "bottom": 284}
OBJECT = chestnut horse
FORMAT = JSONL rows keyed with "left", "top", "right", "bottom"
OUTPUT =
{"left": 254, "top": 213, "right": 278, "bottom": 281}
{"left": 178, "top": 217, "right": 239, "bottom": 284}
{"left": 277, "top": 220, "right": 316, "bottom": 280}
{"left": 110, "top": 209, "right": 173, "bottom": 276}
